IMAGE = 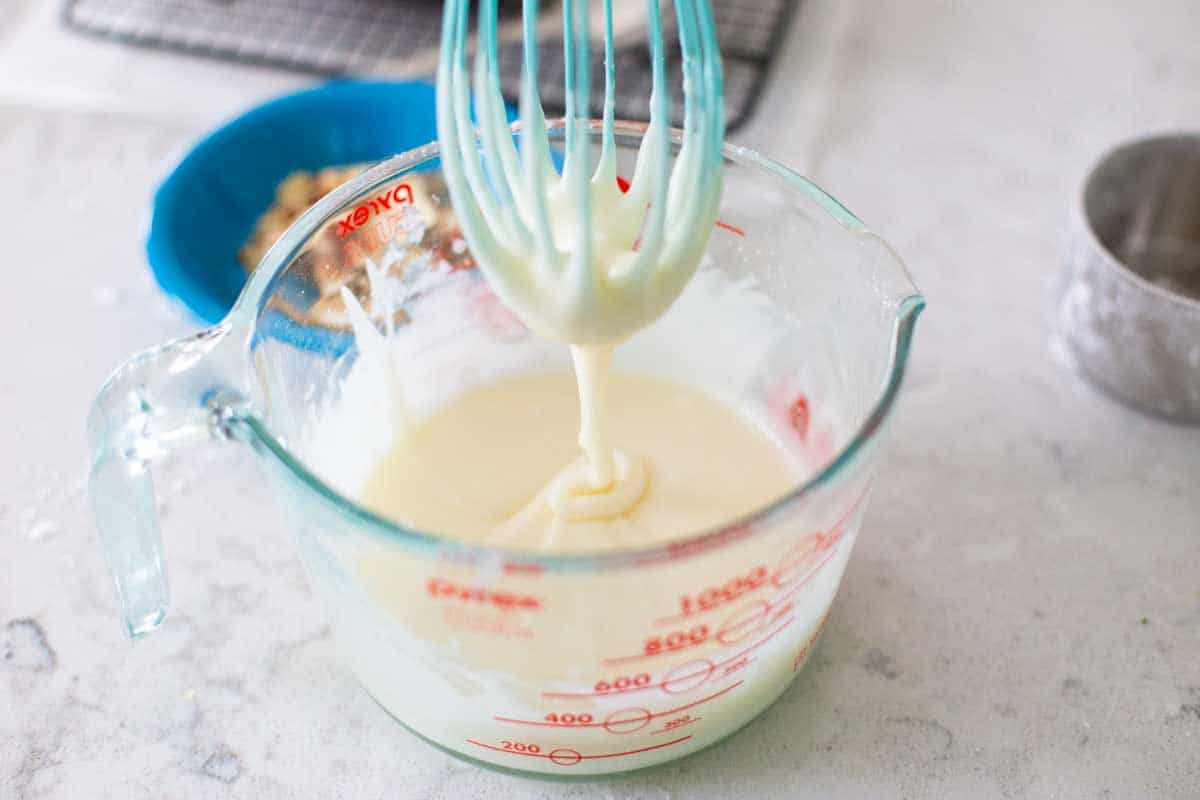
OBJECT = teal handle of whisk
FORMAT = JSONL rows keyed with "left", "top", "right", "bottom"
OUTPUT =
{"left": 88, "top": 326, "right": 247, "bottom": 639}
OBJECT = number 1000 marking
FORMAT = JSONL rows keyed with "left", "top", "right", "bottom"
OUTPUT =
{"left": 675, "top": 567, "right": 769, "bottom": 618}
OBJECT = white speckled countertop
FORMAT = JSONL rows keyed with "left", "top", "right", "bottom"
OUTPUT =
{"left": 2, "top": 1, "right": 1198, "bottom": 797}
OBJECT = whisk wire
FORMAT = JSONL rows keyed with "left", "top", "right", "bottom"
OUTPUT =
{"left": 616, "top": 0, "right": 671, "bottom": 288}
{"left": 436, "top": 0, "right": 500, "bottom": 275}
{"left": 519, "top": 0, "right": 558, "bottom": 268}
{"left": 562, "top": 0, "right": 594, "bottom": 295}
{"left": 475, "top": 0, "right": 531, "bottom": 250}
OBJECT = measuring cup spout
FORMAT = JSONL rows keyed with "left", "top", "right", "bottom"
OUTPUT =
{"left": 857, "top": 231, "right": 924, "bottom": 320}
{"left": 87, "top": 325, "right": 247, "bottom": 639}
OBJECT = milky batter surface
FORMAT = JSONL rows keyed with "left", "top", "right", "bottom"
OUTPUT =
{"left": 358, "top": 371, "right": 797, "bottom": 552}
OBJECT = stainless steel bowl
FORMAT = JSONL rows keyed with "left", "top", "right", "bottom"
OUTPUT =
{"left": 1056, "top": 133, "right": 1200, "bottom": 422}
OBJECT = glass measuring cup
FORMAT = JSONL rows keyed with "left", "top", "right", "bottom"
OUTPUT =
{"left": 89, "top": 122, "right": 923, "bottom": 777}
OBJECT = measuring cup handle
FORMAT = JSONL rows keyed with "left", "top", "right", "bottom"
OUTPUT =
{"left": 87, "top": 324, "right": 245, "bottom": 639}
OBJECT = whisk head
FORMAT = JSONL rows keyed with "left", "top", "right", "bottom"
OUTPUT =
{"left": 437, "top": 0, "right": 724, "bottom": 346}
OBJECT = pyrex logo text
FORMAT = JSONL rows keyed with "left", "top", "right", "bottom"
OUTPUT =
{"left": 336, "top": 183, "right": 414, "bottom": 238}
{"left": 426, "top": 577, "right": 542, "bottom": 611}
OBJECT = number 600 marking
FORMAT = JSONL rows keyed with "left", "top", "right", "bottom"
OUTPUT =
{"left": 594, "top": 673, "right": 651, "bottom": 693}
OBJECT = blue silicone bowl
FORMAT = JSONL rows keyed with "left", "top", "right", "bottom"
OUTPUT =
{"left": 146, "top": 80, "right": 439, "bottom": 324}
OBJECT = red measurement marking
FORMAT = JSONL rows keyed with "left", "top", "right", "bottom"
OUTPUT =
{"left": 771, "top": 539, "right": 826, "bottom": 592}
{"left": 655, "top": 566, "right": 771, "bottom": 626}
{"left": 591, "top": 673, "right": 652, "bottom": 695}
{"left": 651, "top": 618, "right": 790, "bottom": 688}
{"left": 500, "top": 681, "right": 743, "bottom": 728}
{"left": 769, "top": 547, "right": 838, "bottom": 605}
{"left": 760, "top": 559, "right": 837, "bottom": 630}
{"left": 543, "top": 616, "right": 794, "bottom": 699}
{"left": 840, "top": 484, "right": 868, "bottom": 527}
{"left": 502, "top": 562, "right": 544, "bottom": 577}
{"left": 543, "top": 687, "right": 644, "bottom": 699}
{"left": 616, "top": 175, "right": 632, "bottom": 193}
{"left": 660, "top": 679, "right": 742, "bottom": 714}
{"left": 604, "top": 647, "right": 700, "bottom": 666}
{"left": 440, "top": 606, "right": 533, "bottom": 638}
{"left": 661, "top": 658, "right": 715, "bottom": 694}
{"left": 652, "top": 489, "right": 868, "bottom": 623}
{"left": 549, "top": 748, "right": 583, "bottom": 766}
{"left": 541, "top": 712, "right": 593, "bottom": 726}
{"left": 716, "top": 599, "right": 776, "bottom": 646}
{"left": 651, "top": 715, "right": 702, "bottom": 735}
{"left": 466, "top": 736, "right": 692, "bottom": 763}
{"left": 765, "top": 487, "right": 868, "bottom": 592}
{"left": 788, "top": 394, "right": 810, "bottom": 440}
{"left": 720, "top": 656, "right": 751, "bottom": 678}
{"left": 714, "top": 219, "right": 746, "bottom": 237}
{"left": 603, "top": 625, "right": 711, "bottom": 665}
{"left": 712, "top": 618, "right": 792, "bottom": 672}
{"left": 604, "top": 707, "right": 652, "bottom": 734}
{"left": 792, "top": 611, "right": 832, "bottom": 673}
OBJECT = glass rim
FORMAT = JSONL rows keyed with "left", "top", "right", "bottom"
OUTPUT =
{"left": 227, "top": 120, "right": 926, "bottom": 571}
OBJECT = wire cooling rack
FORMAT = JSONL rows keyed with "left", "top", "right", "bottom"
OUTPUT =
{"left": 62, "top": 0, "right": 798, "bottom": 131}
